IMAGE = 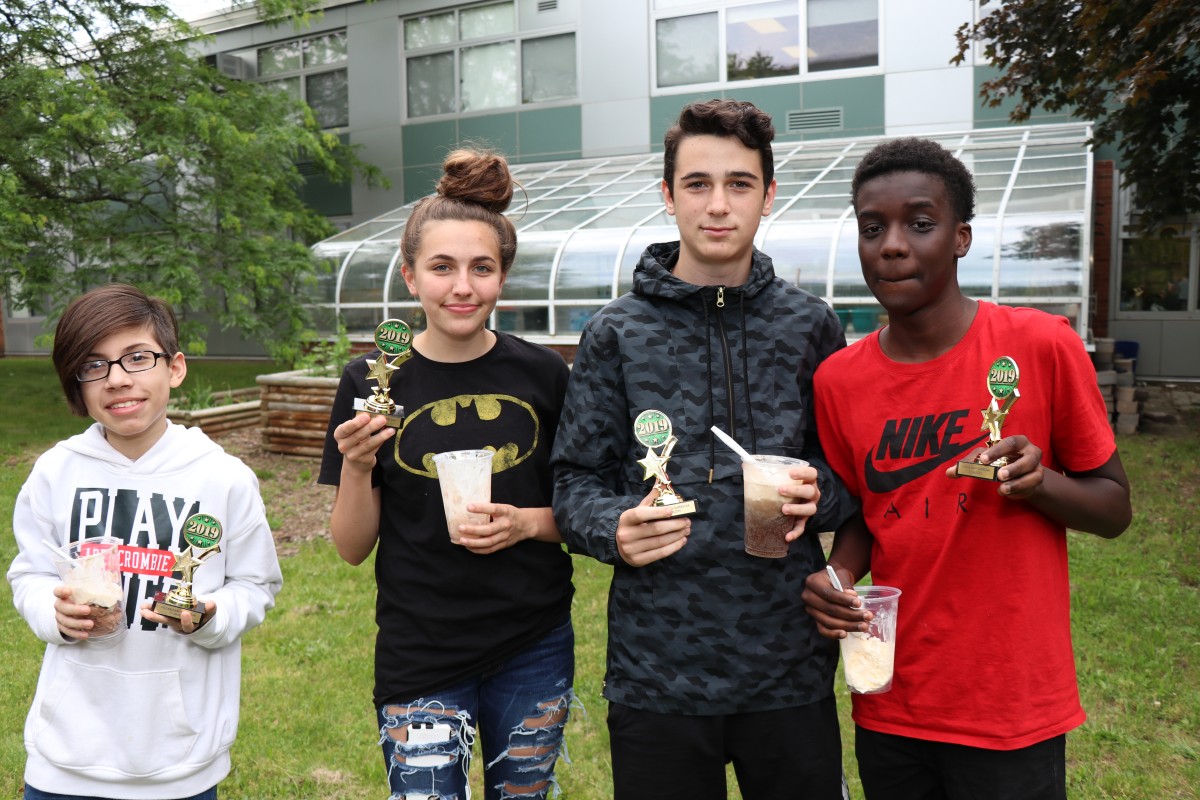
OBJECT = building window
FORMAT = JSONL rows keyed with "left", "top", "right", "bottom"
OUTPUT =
{"left": 653, "top": 0, "right": 878, "bottom": 90}
{"left": 1118, "top": 229, "right": 1197, "bottom": 313}
{"left": 220, "top": 31, "right": 349, "bottom": 129}
{"left": 403, "top": 1, "right": 577, "bottom": 119}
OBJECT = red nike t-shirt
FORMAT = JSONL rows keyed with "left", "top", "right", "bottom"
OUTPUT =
{"left": 814, "top": 302, "right": 1114, "bottom": 749}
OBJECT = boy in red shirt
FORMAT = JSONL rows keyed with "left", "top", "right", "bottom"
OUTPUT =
{"left": 804, "top": 138, "right": 1131, "bottom": 799}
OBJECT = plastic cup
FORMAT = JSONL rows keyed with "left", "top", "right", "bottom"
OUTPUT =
{"left": 840, "top": 585, "right": 902, "bottom": 694}
{"left": 51, "top": 536, "right": 126, "bottom": 642}
{"left": 432, "top": 450, "right": 495, "bottom": 544}
{"left": 741, "top": 455, "right": 808, "bottom": 558}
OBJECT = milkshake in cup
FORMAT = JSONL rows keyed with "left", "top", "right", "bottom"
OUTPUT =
{"left": 741, "top": 455, "right": 808, "bottom": 558}
{"left": 840, "top": 585, "right": 901, "bottom": 694}
{"left": 433, "top": 449, "right": 495, "bottom": 543}
{"left": 51, "top": 536, "right": 126, "bottom": 642}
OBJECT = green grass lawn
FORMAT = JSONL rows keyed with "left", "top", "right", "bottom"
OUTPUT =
{"left": 1, "top": 357, "right": 1197, "bottom": 798}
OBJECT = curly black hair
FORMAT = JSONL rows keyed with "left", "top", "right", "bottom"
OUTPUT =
{"left": 851, "top": 138, "right": 976, "bottom": 223}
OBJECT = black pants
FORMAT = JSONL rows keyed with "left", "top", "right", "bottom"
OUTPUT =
{"left": 856, "top": 725, "right": 1067, "bottom": 800}
{"left": 608, "top": 697, "right": 846, "bottom": 800}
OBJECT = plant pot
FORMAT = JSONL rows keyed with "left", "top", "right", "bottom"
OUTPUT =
{"left": 256, "top": 369, "right": 340, "bottom": 457}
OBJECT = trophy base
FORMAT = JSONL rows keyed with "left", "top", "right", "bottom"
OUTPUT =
{"left": 955, "top": 460, "right": 1001, "bottom": 481}
{"left": 152, "top": 592, "right": 209, "bottom": 625}
{"left": 656, "top": 499, "right": 697, "bottom": 517}
{"left": 353, "top": 398, "right": 405, "bottom": 428}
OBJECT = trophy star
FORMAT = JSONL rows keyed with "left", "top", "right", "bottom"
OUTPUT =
{"left": 170, "top": 548, "right": 204, "bottom": 576}
{"left": 637, "top": 448, "right": 670, "bottom": 483}
{"left": 366, "top": 353, "right": 399, "bottom": 386}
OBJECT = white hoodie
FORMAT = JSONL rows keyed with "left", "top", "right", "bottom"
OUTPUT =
{"left": 7, "top": 422, "right": 283, "bottom": 798}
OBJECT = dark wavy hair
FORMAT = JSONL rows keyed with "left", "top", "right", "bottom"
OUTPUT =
{"left": 663, "top": 99, "right": 776, "bottom": 194}
{"left": 52, "top": 284, "right": 180, "bottom": 417}
{"left": 851, "top": 137, "right": 977, "bottom": 223}
{"left": 401, "top": 148, "right": 519, "bottom": 273}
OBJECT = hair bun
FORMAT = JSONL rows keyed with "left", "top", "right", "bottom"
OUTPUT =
{"left": 437, "top": 149, "right": 514, "bottom": 214}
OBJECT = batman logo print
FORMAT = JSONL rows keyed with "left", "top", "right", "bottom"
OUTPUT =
{"left": 394, "top": 394, "right": 541, "bottom": 477}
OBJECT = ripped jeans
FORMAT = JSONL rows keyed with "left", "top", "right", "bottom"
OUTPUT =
{"left": 376, "top": 619, "right": 574, "bottom": 800}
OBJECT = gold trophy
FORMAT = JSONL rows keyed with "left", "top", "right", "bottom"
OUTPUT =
{"left": 152, "top": 513, "right": 223, "bottom": 625}
{"left": 352, "top": 318, "right": 413, "bottom": 428}
{"left": 956, "top": 356, "right": 1021, "bottom": 481}
{"left": 633, "top": 409, "right": 697, "bottom": 516}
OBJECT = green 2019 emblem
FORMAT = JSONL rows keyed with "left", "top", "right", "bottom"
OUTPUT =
{"left": 986, "top": 356, "right": 1020, "bottom": 401}
{"left": 374, "top": 319, "right": 413, "bottom": 357}
{"left": 182, "top": 513, "right": 223, "bottom": 550}
{"left": 633, "top": 409, "right": 673, "bottom": 449}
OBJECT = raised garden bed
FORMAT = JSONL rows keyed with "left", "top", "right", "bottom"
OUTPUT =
{"left": 167, "top": 387, "right": 261, "bottom": 436}
{"left": 256, "top": 369, "right": 340, "bottom": 457}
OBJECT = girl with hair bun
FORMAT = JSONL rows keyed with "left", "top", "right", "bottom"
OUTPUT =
{"left": 318, "top": 148, "right": 574, "bottom": 799}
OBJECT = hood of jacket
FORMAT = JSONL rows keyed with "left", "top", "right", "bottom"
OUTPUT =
{"left": 632, "top": 241, "right": 778, "bottom": 303}
{"left": 60, "top": 421, "right": 225, "bottom": 475}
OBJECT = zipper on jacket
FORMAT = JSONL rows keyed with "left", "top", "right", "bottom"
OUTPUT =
{"left": 714, "top": 286, "right": 736, "bottom": 437}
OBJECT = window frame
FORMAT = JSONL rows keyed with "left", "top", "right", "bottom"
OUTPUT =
{"left": 650, "top": 0, "right": 882, "bottom": 95}
{"left": 401, "top": 0, "right": 579, "bottom": 121}
{"left": 232, "top": 30, "right": 349, "bottom": 131}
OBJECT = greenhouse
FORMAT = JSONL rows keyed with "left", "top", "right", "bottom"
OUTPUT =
{"left": 309, "top": 122, "right": 1094, "bottom": 345}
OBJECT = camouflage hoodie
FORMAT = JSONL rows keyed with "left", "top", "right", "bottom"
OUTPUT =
{"left": 552, "top": 241, "right": 856, "bottom": 714}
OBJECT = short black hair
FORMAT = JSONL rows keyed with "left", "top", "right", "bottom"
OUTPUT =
{"left": 663, "top": 99, "right": 775, "bottom": 193}
{"left": 851, "top": 138, "right": 976, "bottom": 223}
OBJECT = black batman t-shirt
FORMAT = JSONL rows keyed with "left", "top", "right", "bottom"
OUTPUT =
{"left": 319, "top": 332, "right": 573, "bottom": 705}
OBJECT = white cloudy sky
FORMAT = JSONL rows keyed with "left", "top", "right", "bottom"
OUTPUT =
{"left": 167, "top": 0, "right": 235, "bottom": 20}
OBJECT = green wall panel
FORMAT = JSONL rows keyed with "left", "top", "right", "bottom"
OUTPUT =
{"left": 517, "top": 106, "right": 582, "bottom": 161}
{"left": 459, "top": 113, "right": 519, "bottom": 157}
{"left": 403, "top": 120, "right": 457, "bottom": 169}
{"left": 403, "top": 164, "right": 444, "bottom": 203}
{"left": 799, "top": 75, "right": 884, "bottom": 139}
{"left": 973, "top": 65, "right": 1075, "bottom": 128}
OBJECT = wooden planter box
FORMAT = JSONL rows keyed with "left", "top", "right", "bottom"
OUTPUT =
{"left": 256, "top": 369, "right": 340, "bottom": 457}
{"left": 167, "top": 388, "right": 261, "bottom": 436}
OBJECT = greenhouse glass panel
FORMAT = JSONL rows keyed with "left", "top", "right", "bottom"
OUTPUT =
{"left": 326, "top": 221, "right": 406, "bottom": 243}
{"left": 959, "top": 217, "right": 996, "bottom": 296}
{"left": 495, "top": 304, "right": 550, "bottom": 334}
{"left": 387, "top": 270, "right": 416, "bottom": 304}
{"left": 760, "top": 221, "right": 839, "bottom": 295}
{"left": 506, "top": 235, "right": 562, "bottom": 299}
{"left": 998, "top": 214, "right": 1082, "bottom": 297}
{"left": 311, "top": 255, "right": 346, "bottom": 303}
{"left": 341, "top": 243, "right": 397, "bottom": 304}
{"left": 310, "top": 123, "right": 1094, "bottom": 345}
{"left": 1005, "top": 182, "right": 1086, "bottom": 214}
{"left": 777, "top": 192, "right": 852, "bottom": 221}
{"left": 588, "top": 204, "right": 669, "bottom": 228}
{"left": 342, "top": 307, "right": 389, "bottom": 337}
{"left": 555, "top": 304, "right": 605, "bottom": 333}
{"left": 556, "top": 230, "right": 626, "bottom": 300}
{"left": 619, "top": 226, "right": 678, "bottom": 294}
{"left": 831, "top": 222, "right": 868, "bottom": 296}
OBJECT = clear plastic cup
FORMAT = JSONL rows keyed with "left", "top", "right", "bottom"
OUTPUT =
{"left": 840, "top": 585, "right": 902, "bottom": 694}
{"left": 741, "top": 455, "right": 808, "bottom": 558}
{"left": 432, "top": 450, "right": 495, "bottom": 544}
{"left": 51, "top": 536, "right": 126, "bottom": 642}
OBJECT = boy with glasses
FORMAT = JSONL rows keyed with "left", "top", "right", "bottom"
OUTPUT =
{"left": 8, "top": 283, "right": 282, "bottom": 800}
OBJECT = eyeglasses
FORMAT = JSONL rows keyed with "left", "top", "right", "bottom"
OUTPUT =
{"left": 76, "top": 351, "right": 170, "bottom": 382}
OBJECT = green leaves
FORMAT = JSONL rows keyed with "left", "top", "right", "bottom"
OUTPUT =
{"left": 955, "top": 0, "right": 1199, "bottom": 230}
{"left": 0, "top": 0, "right": 383, "bottom": 363}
